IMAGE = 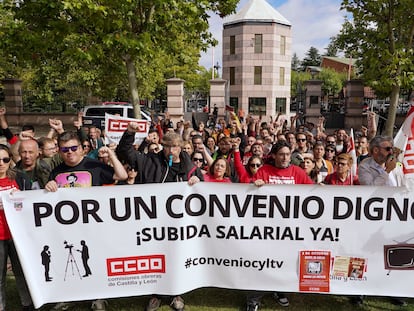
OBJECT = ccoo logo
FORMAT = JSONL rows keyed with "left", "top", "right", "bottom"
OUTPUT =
{"left": 106, "top": 254, "right": 165, "bottom": 276}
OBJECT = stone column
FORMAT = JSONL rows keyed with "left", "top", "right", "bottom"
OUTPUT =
{"left": 344, "top": 80, "right": 364, "bottom": 129}
{"left": 166, "top": 78, "right": 185, "bottom": 124}
{"left": 303, "top": 80, "right": 322, "bottom": 124}
{"left": 209, "top": 79, "right": 227, "bottom": 117}
{"left": 2, "top": 78, "right": 23, "bottom": 114}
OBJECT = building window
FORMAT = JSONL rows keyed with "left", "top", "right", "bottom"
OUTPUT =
{"left": 254, "top": 34, "right": 262, "bottom": 53}
{"left": 248, "top": 97, "right": 266, "bottom": 115}
{"left": 230, "top": 67, "right": 235, "bottom": 85}
{"left": 254, "top": 66, "right": 262, "bottom": 85}
{"left": 230, "top": 36, "right": 235, "bottom": 55}
{"left": 280, "top": 35, "right": 286, "bottom": 55}
{"left": 279, "top": 67, "right": 285, "bottom": 85}
{"left": 276, "top": 98, "right": 287, "bottom": 113}
{"left": 230, "top": 97, "right": 239, "bottom": 113}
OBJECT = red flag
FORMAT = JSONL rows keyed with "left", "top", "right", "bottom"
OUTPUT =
{"left": 347, "top": 128, "right": 357, "bottom": 178}
{"left": 401, "top": 104, "right": 414, "bottom": 177}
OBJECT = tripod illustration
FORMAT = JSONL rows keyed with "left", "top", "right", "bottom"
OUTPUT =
{"left": 64, "top": 241, "right": 82, "bottom": 281}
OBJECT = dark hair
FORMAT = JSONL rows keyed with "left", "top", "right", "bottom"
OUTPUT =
{"left": 270, "top": 141, "right": 291, "bottom": 154}
{"left": 246, "top": 155, "right": 263, "bottom": 174}
{"left": 21, "top": 124, "right": 35, "bottom": 132}
{"left": 58, "top": 131, "right": 81, "bottom": 147}
{"left": 38, "top": 137, "right": 55, "bottom": 149}
{"left": 191, "top": 151, "right": 204, "bottom": 160}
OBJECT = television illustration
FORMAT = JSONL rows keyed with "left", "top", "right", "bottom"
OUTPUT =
{"left": 384, "top": 238, "right": 414, "bottom": 275}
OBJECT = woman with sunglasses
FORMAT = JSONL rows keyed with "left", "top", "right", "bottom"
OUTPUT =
{"left": 81, "top": 139, "right": 92, "bottom": 157}
{"left": 0, "top": 144, "right": 34, "bottom": 310}
{"left": 191, "top": 151, "right": 207, "bottom": 175}
{"left": 324, "top": 153, "right": 359, "bottom": 185}
{"left": 232, "top": 139, "right": 263, "bottom": 183}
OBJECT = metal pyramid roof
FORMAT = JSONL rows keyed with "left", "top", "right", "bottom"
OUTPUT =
{"left": 223, "top": 0, "right": 291, "bottom": 26}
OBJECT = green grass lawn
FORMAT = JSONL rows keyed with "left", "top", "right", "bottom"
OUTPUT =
{"left": 6, "top": 277, "right": 414, "bottom": 310}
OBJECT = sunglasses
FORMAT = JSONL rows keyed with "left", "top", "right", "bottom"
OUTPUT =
{"left": 297, "top": 138, "right": 307, "bottom": 142}
{"left": 380, "top": 146, "right": 393, "bottom": 152}
{"left": 83, "top": 144, "right": 91, "bottom": 148}
{"left": 250, "top": 163, "right": 262, "bottom": 168}
{"left": 60, "top": 145, "right": 80, "bottom": 153}
{"left": 326, "top": 149, "right": 335, "bottom": 153}
{"left": 193, "top": 158, "right": 204, "bottom": 162}
{"left": 0, "top": 157, "right": 11, "bottom": 164}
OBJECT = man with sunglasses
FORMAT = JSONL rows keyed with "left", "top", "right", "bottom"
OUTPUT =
{"left": 291, "top": 132, "right": 311, "bottom": 166}
{"left": 45, "top": 131, "right": 127, "bottom": 190}
{"left": 358, "top": 135, "right": 401, "bottom": 186}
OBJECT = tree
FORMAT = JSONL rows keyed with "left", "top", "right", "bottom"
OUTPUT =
{"left": 2, "top": 0, "right": 239, "bottom": 116}
{"left": 335, "top": 0, "right": 414, "bottom": 136}
{"left": 291, "top": 71, "right": 311, "bottom": 98}
{"left": 291, "top": 53, "right": 301, "bottom": 72}
{"left": 324, "top": 37, "right": 339, "bottom": 57}
{"left": 317, "top": 68, "right": 345, "bottom": 98}
{"left": 301, "top": 46, "right": 322, "bottom": 69}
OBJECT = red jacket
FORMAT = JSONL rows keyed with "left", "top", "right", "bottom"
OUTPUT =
{"left": 255, "top": 164, "right": 313, "bottom": 185}
{"left": 0, "top": 178, "right": 19, "bottom": 240}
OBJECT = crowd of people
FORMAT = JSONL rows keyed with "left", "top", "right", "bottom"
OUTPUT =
{"left": 0, "top": 103, "right": 410, "bottom": 311}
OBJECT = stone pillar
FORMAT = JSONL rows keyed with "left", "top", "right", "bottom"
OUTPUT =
{"left": 166, "top": 78, "right": 185, "bottom": 124}
{"left": 2, "top": 78, "right": 23, "bottom": 114}
{"left": 344, "top": 80, "right": 365, "bottom": 129}
{"left": 209, "top": 79, "right": 227, "bottom": 117}
{"left": 303, "top": 80, "right": 322, "bottom": 124}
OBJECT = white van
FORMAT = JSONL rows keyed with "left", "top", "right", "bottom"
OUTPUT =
{"left": 82, "top": 102, "right": 151, "bottom": 129}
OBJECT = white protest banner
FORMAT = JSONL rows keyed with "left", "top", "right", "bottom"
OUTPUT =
{"left": 104, "top": 113, "right": 149, "bottom": 145}
{"left": 2, "top": 183, "right": 414, "bottom": 308}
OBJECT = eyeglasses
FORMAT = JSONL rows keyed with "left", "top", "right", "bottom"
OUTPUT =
{"left": 297, "top": 138, "right": 307, "bottom": 142}
{"left": 60, "top": 145, "right": 80, "bottom": 153}
{"left": 0, "top": 157, "right": 11, "bottom": 163}
{"left": 380, "top": 146, "right": 393, "bottom": 152}
{"left": 249, "top": 163, "right": 262, "bottom": 168}
{"left": 193, "top": 158, "right": 204, "bottom": 162}
{"left": 335, "top": 162, "right": 348, "bottom": 166}
{"left": 83, "top": 144, "right": 91, "bottom": 148}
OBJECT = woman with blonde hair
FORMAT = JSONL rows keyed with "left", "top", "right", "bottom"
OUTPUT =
{"left": 324, "top": 153, "right": 359, "bottom": 185}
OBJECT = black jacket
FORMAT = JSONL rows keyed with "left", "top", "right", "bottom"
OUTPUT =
{"left": 117, "top": 131, "right": 204, "bottom": 183}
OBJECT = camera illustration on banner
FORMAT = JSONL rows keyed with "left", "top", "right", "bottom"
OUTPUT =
{"left": 40, "top": 240, "right": 92, "bottom": 282}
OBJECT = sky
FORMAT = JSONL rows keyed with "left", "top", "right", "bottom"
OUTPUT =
{"left": 199, "top": 0, "right": 345, "bottom": 70}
